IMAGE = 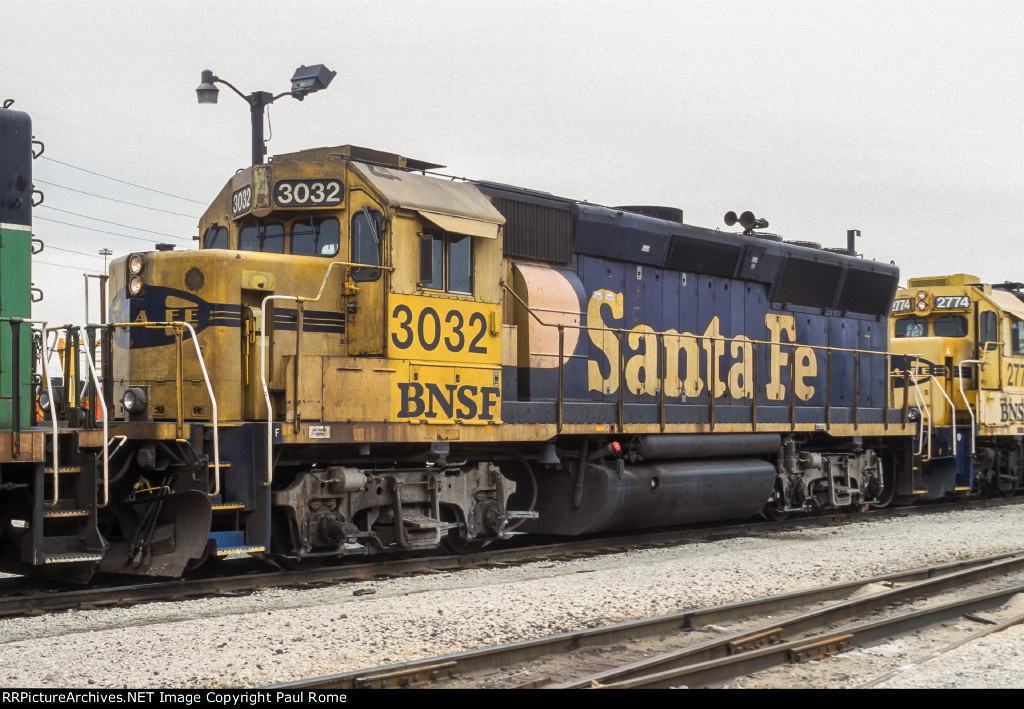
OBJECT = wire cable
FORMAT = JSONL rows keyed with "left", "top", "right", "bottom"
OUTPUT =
{"left": 34, "top": 216, "right": 196, "bottom": 246}
{"left": 35, "top": 259, "right": 104, "bottom": 274}
{"left": 37, "top": 207, "right": 194, "bottom": 241}
{"left": 39, "top": 156, "right": 208, "bottom": 205}
{"left": 34, "top": 179, "right": 200, "bottom": 219}
{"left": 42, "top": 244, "right": 107, "bottom": 261}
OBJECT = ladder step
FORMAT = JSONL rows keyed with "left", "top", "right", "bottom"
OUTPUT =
{"left": 43, "top": 509, "right": 91, "bottom": 518}
{"left": 44, "top": 467, "right": 82, "bottom": 474}
{"left": 44, "top": 553, "right": 103, "bottom": 564}
{"left": 215, "top": 545, "right": 265, "bottom": 557}
{"left": 208, "top": 461, "right": 232, "bottom": 468}
{"left": 402, "top": 513, "right": 447, "bottom": 530}
{"left": 212, "top": 502, "right": 245, "bottom": 511}
{"left": 209, "top": 531, "right": 264, "bottom": 556}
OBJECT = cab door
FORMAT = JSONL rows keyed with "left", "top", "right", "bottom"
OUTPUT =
{"left": 241, "top": 302, "right": 268, "bottom": 419}
{"left": 1003, "top": 316, "right": 1024, "bottom": 397}
{"left": 978, "top": 306, "right": 1001, "bottom": 390}
{"left": 347, "top": 198, "right": 386, "bottom": 356}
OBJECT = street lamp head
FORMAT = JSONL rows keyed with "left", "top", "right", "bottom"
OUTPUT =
{"left": 290, "top": 64, "right": 336, "bottom": 99}
{"left": 196, "top": 70, "right": 219, "bottom": 104}
{"left": 196, "top": 64, "right": 334, "bottom": 165}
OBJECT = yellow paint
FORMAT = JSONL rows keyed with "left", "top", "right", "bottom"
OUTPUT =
{"left": 729, "top": 336, "right": 754, "bottom": 399}
{"left": 765, "top": 313, "right": 794, "bottom": 401}
{"left": 625, "top": 325, "right": 659, "bottom": 395}
{"left": 586, "top": 289, "right": 624, "bottom": 394}
{"left": 586, "top": 293, "right": 817, "bottom": 403}
{"left": 387, "top": 293, "right": 501, "bottom": 365}
{"left": 663, "top": 330, "right": 702, "bottom": 397}
{"left": 393, "top": 363, "right": 501, "bottom": 424}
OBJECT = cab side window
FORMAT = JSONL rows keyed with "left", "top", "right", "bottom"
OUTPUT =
{"left": 203, "top": 225, "right": 228, "bottom": 249}
{"left": 419, "top": 230, "right": 472, "bottom": 295}
{"left": 1011, "top": 318, "right": 1024, "bottom": 355}
{"left": 980, "top": 311, "right": 998, "bottom": 349}
{"left": 351, "top": 209, "right": 383, "bottom": 282}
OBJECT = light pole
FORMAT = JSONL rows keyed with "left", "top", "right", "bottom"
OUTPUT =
{"left": 196, "top": 65, "right": 336, "bottom": 166}
{"left": 99, "top": 248, "right": 113, "bottom": 271}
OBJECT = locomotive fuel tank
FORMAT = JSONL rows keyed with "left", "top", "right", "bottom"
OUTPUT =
{"left": 522, "top": 456, "right": 776, "bottom": 536}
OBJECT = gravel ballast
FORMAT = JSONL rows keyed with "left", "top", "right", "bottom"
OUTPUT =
{"left": 3, "top": 505, "right": 1024, "bottom": 688}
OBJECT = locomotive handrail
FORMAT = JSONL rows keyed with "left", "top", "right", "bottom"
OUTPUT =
{"left": 908, "top": 358, "right": 932, "bottom": 459}
{"left": 39, "top": 325, "right": 60, "bottom": 504}
{"left": 928, "top": 373, "right": 957, "bottom": 457}
{"left": 503, "top": 280, "right": 909, "bottom": 432}
{"left": 76, "top": 324, "right": 110, "bottom": 508}
{"left": 260, "top": 260, "right": 347, "bottom": 487}
{"left": 958, "top": 359, "right": 983, "bottom": 460}
{"left": 501, "top": 281, "right": 902, "bottom": 358}
{"left": 0, "top": 318, "right": 62, "bottom": 505}
{"left": 905, "top": 360, "right": 960, "bottom": 460}
{"left": 111, "top": 321, "right": 220, "bottom": 497}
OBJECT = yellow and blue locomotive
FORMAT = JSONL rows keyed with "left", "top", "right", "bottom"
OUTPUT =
{"left": 88, "top": 142, "right": 921, "bottom": 577}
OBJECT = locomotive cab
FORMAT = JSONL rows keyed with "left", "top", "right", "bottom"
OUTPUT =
{"left": 106, "top": 145, "right": 519, "bottom": 570}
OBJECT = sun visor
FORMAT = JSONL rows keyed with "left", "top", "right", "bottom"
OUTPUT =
{"left": 351, "top": 162, "right": 504, "bottom": 237}
{"left": 418, "top": 211, "right": 498, "bottom": 239}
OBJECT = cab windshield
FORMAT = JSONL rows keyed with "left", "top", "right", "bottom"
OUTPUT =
{"left": 894, "top": 315, "right": 968, "bottom": 338}
{"left": 235, "top": 217, "right": 340, "bottom": 257}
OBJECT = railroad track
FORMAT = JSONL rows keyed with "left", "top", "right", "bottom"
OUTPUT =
{"left": 1, "top": 496, "right": 1020, "bottom": 620}
{"left": 272, "top": 548, "right": 1024, "bottom": 689}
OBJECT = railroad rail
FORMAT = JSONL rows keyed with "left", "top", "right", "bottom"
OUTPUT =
{"left": 272, "top": 547, "right": 1024, "bottom": 689}
{"left": 1, "top": 497, "right": 1020, "bottom": 620}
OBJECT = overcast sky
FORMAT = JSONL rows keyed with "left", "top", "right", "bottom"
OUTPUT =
{"left": 4, "top": 0, "right": 1023, "bottom": 325}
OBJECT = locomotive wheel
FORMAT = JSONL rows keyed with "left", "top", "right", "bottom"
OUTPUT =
{"left": 439, "top": 506, "right": 492, "bottom": 555}
{"left": 870, "top": 451, "right": 899, "bottom": 508}
{"left": 270, "top": 509, "right": 326, "bottom": 570}
{"left": 760, "top": 505, "right": 790, "bottom": 522}
{"left": 441, "top": 529, "right": 492, "bottom": 555}
{"left": 997, "top": 475, "right": 1018, "bottom": 499}
{"left": 274, "top": 555, "right": 326, "bottom": 571}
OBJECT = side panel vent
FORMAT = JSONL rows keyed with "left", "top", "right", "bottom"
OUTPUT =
{"left": 836, "top": 269, "right": 898, "bottom": 316}
{"left": 664, "top": 235, "right": 742, "bottom": 278}
{"left": 487, "top": 196, "right": 574, "bottom": 263}
{"left": 775, "top": 258, "right": 842, "bottom": 309}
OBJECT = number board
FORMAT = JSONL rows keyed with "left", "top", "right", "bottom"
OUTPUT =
{"left": 388, "top": 294, "right": 499, "bottom": 365}
{"left": 934, "top": 295, "right": 970, "bottom": 310}
{"left": 231, "top": 185, "right": 252, "bottom": 217}
{"left": 274, "top": 180, "right": 344, "bottom": 208}
{"left": 891, "top": 298, "right": 912, "bottom": 313}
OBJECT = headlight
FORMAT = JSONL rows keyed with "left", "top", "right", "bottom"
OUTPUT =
{"left": 38, "top": 389, "right": 50, "bottom": 412}
{"left": 122, "top": 387, "right": 147, "bottom": 413}
{"left": 129, "top": 276, "right": 144, "bottom": 296}
{"left": 129, "top": 254, "right": 145, "bottom": 274}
